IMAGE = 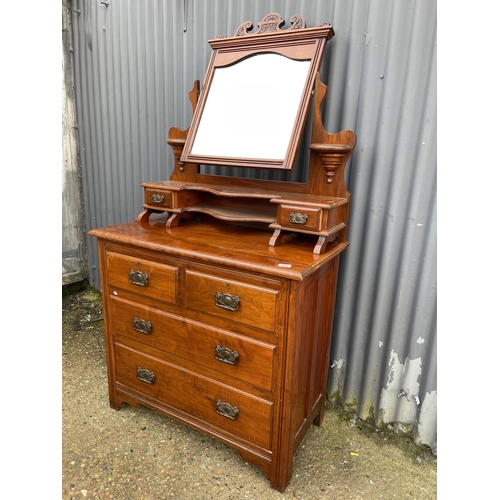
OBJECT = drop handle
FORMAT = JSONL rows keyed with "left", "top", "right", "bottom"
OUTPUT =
{"left": 128, "top": 269, "right": 149, "bottom": 286}
{"left": 216, "top": 400, "right": 239, "bottom": 420}
{"left": 132, "top": 317, "right": 152, "bottom": 335}
{"left": 214, "top": 345, "right": 239, "bottom": 365}
{"left": 136, "top": 367, "right": 155, "bottom": 385}
{"left": 151, "top": 193, "right": 165, "bottom": 204}
{"left": 289, "top": 212, "right": 309, "bottom": 224}
{"left": 215, "top": 292, "right": 240, "bottom": 311}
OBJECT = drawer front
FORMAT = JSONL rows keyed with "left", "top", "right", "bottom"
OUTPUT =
{"left": 106, "top": 252, "right": 179, "bottom": 305}
{"left": 144, "top": 188, "right": 172, "bottom": 209}
{"left": 185, "top": 270, "right": 279, "bottom": 333}
{"left": 109, "top": 296, "right": 275, "bottom": 391}
{"left": 115, "top": 343, "right": 273, "bottom": 449}
{"left": 278, "top": 204, "right": 322, "bottom": 231}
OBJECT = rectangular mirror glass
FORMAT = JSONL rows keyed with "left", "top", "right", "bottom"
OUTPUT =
{"left": 180, "top": 16, "right": 333, "bottom": 170}
{"left": 190, "top": 54, "right": 311, "bottom": 161}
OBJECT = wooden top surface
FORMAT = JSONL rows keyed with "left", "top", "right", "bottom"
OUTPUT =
{"left": 89, "top": 217, "right": 348, "bottom": 281}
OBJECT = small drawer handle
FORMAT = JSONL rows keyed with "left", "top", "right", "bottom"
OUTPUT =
{"left": 151, "top": 193, "right": 165, "bottom": 204}
{"left": 215, "top": 292, "right": 240, "bottom": 311}
{"left": 128, "top": 269, "right": 149, "bottom": 286}
{"left": 289, "top": 212, "right": 309, "bottom": 224}
{"left": 214, "top": 345, "right": 239, "bottom": 365}
{"left": 216, "top": 400, "right": 239, "bottom": 420}
{"left": 136, "top": 367, "right": 155, "bottom": 384}
{"left": 132, "top": 317, "right": 152, "bottom": 335}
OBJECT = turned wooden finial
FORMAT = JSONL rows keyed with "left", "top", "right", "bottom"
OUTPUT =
{"left": 309, "top": 143, "right": 352, "bottom": 184}
{"left": 167, "top": 138, "right": 186, "bottom": 172}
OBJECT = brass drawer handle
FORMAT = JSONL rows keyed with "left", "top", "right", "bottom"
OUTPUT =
{"left": 151, "top": 193, "right": 165, "bottom": 204}
{"left": 214, "top": 345, "right": 239, "bottom": 365}
{"left": 136, "top": 367, "right": 155, "bottom": 384}
{"left": 132, "top": 317, "right": 152, "bottom": 335}
{"left": 216, "top": 400, "right": 239, "bottom": 420}
{"left": 128, "top": 269, "right": 149, "bottom": 286}
{"left": 215, "top": 292, "right": 240, "bottom": 311}
{"left": 289, "top": 212, "right": 309, "bottom": 224}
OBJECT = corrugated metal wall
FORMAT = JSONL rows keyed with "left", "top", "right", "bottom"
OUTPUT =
{"left": 63, "top": 0, "right": 87, "bottom": 285}
{"left": 70, "top": 0, "right": 437, "bottom": 453}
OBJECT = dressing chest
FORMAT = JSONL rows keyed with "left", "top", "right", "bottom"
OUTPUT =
{"left": 89, "top": 13, "right": 356, "bottom": 491}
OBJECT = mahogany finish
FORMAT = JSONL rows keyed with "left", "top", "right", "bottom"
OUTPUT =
{"left": 89, "top": 13, "right": 356, "bottom": 492}
{"left": 90, "top": 218, "right": 344, "bottom": 491}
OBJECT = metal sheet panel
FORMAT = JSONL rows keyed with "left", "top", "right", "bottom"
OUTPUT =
{"left": 70, "top": 0, "right": 437, "bottom": 452}
{"left": 328, "top": 0, "right": 437, "bottom": 453}
{"left": 63, "top": 0, "right": 87, "bottom": 285}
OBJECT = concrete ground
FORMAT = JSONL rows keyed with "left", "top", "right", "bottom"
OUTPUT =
{"left": 62, "top": 285, "right": 437, "bottom": 499}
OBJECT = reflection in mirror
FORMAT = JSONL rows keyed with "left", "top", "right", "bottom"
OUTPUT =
{"left": 200, "top": 103, "right": 313, "bottom": 183}
{"left": 190, "top": 53, "right": 311, "bottom": 161}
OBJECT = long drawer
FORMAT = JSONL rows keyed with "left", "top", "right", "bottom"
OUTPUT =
{"left": 106, "top": 251, "right": 179, "bottom": 305}
{"left": 109, "top": 295, "right": 276, "bottom": 392}
{"left": 114, "top": 342, "right": 273, "bottom": 450}
{"left": 184, "top": 270, "right": 279, "bottom": 333}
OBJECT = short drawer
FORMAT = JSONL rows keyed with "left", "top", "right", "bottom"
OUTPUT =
{"left": 277, "top": 204, "right": 322, "bottom": 231}
{"left": 115, "top": 342, "right": 273, "bottom": 450}
{"left": 106, "top": 251, "right": 179, "bottom": 305}
{"left": 185, "top": 270, "right": 279, "bottom": 333}
{"left": 144, "top": 188, "right": 172, "bottom": 209}
{"left": 109, "top": 295, "right": 276, "bottom": 391}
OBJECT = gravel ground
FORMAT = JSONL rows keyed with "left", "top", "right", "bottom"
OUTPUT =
{"left": 62, "top": 285, "right": 437, "bottom": 499}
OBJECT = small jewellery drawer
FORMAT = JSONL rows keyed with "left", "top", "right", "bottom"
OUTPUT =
{"left": 106, "top": 251, "right": 179, "bottom": 305}
{"left": 277, "top": 204, "right": 322, "bottom": 231}
{"left": 144, "top": 188, "right": 172, "bottom": 209}
{"left": 109, "top": 296, "right": 276, "bottom": 391}
{"left": 185, "top": 270, "right": 279, "bottom": 333}
{"left": 114, "top": 343, "right": 273, "bottom": 450}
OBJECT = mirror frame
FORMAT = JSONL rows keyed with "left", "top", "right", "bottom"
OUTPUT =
{"left": 180, "top": 14, "right": 334, "bottom": 170}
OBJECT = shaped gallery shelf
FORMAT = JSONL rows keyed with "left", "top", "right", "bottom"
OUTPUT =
{"left": 137, "top": 178, "right": 349, "bottom": 255}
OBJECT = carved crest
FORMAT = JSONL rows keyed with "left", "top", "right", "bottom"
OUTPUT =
{"left": 234, "top": 13, "right": 306, "bottom": 37}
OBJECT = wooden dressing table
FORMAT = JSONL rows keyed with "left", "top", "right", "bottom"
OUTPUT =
{"left": 89, "top": 13, "right": 356, "bottom": 491}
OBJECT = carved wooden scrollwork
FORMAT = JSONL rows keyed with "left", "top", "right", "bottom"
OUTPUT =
{"left": 234, "top": 13, "right": 306, "bottom": 37}
{"left": 255, "top": 13, "right": 285, "bottom": 34}
{"left": 234, "top": 21, "right": 253, "bottom": 37}
{"left": 289, "top": 15, "right": 306, "bottom": 30}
